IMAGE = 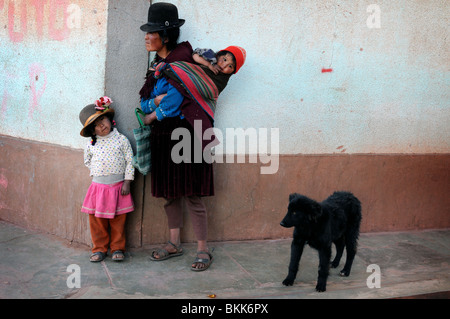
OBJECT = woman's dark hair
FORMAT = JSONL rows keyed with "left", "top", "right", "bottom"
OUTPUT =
{"left": 158, "top": 27, "right": 180, "bottom": 51}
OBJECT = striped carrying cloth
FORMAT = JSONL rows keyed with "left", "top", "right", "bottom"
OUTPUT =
{"left": 154, "top": 61, "right": 219, "bottom": 120}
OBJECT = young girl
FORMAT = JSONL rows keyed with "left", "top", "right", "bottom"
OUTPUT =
{"left": 79, "top": 96, "right": 135, "bottom": 262}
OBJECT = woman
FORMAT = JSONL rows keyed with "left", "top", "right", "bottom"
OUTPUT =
{"left": 139, "top": 2, "right": 214, "bottom": 271}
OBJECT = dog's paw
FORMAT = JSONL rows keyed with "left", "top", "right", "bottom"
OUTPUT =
{"left": 315, "top": 278, "right": 327, "bottom": 292}
{"left": 315, "top": 282, "right": 327, "bottom": 292}
{"left": 339, "top": 269, "right": 350, "bottom": 277}
{"left": 282, "top": 277, "right": 294, "bottom": 286}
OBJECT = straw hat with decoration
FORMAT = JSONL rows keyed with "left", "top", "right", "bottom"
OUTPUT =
{"left": 79, "top": 96, "right": 115, "bottom": 137}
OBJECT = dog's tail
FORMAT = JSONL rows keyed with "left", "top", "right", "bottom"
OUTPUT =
{"left": 347, "top": 195, "right": 362, "bottom": 246}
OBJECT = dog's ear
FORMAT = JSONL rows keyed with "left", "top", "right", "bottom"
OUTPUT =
{"left": 289, "top": 193, "right": 299, "bottom": 202}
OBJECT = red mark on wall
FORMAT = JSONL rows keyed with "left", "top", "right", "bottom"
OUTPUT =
{"left": 28, "top": 63, "right": 47, "bottom": 119}
{"left": 31, "top": 0, "right": 45, "bottom": 39}
{"left": 6, "top": 0, "right": 71, "bottom": 43}
{"left": 49, "top": 0, "right": 71, "bottom": 41}
{"left": 8, "top": 0, "right": 27, "bottom": 43}
{"left": 321, "top": 68, "right": 333, "bottom": 73}
{"left": 336, "top": 145, "right": 346, "bottom": 153}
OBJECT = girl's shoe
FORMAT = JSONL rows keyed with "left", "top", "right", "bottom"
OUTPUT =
{"left": 90, "top": 251, "right": 106, "bottom": 262}
{"left": 112, "top": 250, "right": 125, "bottom": 261}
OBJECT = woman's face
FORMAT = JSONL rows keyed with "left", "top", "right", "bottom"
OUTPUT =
{"left": 93, "top": 115, "right": 112, "bottom": 137}
{"left": 145, "top": 32, "right": 164, "bottom": 52}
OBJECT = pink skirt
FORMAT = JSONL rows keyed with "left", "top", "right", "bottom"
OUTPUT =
{"left": 81, "top": 181, "right": 134, "bottom": 219}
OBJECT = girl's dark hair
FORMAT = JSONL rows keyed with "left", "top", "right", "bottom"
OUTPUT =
{"left": 158, "top": 27, "right": 180, "bottom": 51}
{"left": 91, "top": 135, "right": 97, "bottom": 146}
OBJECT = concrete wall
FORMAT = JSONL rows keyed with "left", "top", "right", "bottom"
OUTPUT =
{"left": 1, "top": 135, "right": 449, "bottom": 246}
{"left": 0, "top": 0, "right": 109, "bottom": 149}
{"left": 1, "top": 0, "right": 449, "bottom": 248}
{"left": 174, "top": 0, "right": 450, "bottom": 155}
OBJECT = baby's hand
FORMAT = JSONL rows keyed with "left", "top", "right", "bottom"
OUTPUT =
{"left": 209, "top": 63, "right": 220, "bottom": 75}
{"left": 121, "top": 180, "right": 131, "bottom": 195}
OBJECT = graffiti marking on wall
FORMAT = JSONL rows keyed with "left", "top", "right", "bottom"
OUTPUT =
{"left": 28, "top": 63, "right": 47, "bottom": 120}
{"left": 2, "top": 0, "right": 82, "bottom": 43}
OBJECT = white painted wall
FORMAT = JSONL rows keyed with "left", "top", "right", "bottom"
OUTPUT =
{"left": 0, "top": 0, "right": 108, "bottom": 149}
{"left": 170, "top": 0, "right": 449, "bottom": 154}
{"left": 1, "top": 0, "right": 449, "bottom": 154}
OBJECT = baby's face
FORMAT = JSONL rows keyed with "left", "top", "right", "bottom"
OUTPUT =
{"left": 216, "top": 53, "right": 235, "bottom": 74}
{"left": 93, "top": 115, "right": 112, "bottom": 137}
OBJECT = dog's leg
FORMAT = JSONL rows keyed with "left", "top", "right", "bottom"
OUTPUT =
{"left": 282, "top": 235, "right": 305, "bottom": 286}
{"left": 331, "top": 237, "right": 345, "bottom": 268}
{"left": 339, "top": 199, "right": 361, "bottom": 276}
{"left": 316, "top": 246, "right": 331, "bottom": 292}
{"left": 340, "top": 239, "right": 357, "bottom": 276}
{"left": 340, "top": 223, "right": 360, "bottom": 276}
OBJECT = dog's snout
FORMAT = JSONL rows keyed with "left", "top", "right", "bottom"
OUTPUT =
{"left": 280, "top": 219, "right": 291, "bottom": 228}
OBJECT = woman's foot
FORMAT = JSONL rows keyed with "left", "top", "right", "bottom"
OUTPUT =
{"left": 191, "top": 250, "right": 213, "bottom": 271}
{"left": 150, "top": 241, "right": 183, "bottom": 261}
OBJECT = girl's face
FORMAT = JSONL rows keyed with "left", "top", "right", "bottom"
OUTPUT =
{"left": 145, "top": 32, "right": 164, "bottom": 52}
{"left": 93, "top": 115, "right": 112, "bottom": 137}
{"left": 216, "top": 53, "right": 235, "bottom": 74}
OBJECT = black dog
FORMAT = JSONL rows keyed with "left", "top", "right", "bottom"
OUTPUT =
{"left": 280, "top": 191, "right": 362, "bottom": 292}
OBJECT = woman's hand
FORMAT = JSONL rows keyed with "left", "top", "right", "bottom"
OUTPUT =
{"left": 121, "top": 180, "right": 131, "bottom": 195}
{"left": 153, "top": 93, "right": 167, "bottom": 106}
{"left": 143, "top": 112, "right": 157, "bottom": 125}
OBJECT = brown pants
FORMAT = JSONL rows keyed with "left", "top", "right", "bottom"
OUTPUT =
{"left": 89, "top": 214, "right": 127, "bottom": 253}
{"left": 164, "top": 196, "right": 208, "bottom": 241}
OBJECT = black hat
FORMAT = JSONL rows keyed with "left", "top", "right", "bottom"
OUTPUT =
{"left": 140, "top": 2, "right": 185, "bottom": 33}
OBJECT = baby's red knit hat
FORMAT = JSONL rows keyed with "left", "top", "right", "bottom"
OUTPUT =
{"left": 219, "top": 46, "right": 246, "bottom": 74}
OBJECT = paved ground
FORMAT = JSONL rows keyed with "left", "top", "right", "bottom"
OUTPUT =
{"left": 0, "top": 220, "right": 449, "bottom": 300}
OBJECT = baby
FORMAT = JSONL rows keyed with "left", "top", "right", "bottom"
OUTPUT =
{"left": 140, "top": 46, "right": 246, "bottom": 124}
{"left": 193, "top": 46, "right": 246, "bottom": 75}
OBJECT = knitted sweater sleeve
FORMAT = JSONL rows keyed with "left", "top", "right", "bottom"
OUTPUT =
{"left": 121, "top": 135, "right": 135, "bottom": 181}
{"left": 84, "top": 142, "right": 92, "bottom": 170}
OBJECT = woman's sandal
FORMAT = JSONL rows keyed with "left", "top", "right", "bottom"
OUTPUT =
{"left": 90, "top": 251, "right": 106, "bottom": 262}
{"left": 112, "top": 250, "right": 125, "bottom": 261}
{"left": 149, "top": 241, "right": 183, "bottom": 261}
{"left": 191, "top": 250, "right": 213, "bottom": 272}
